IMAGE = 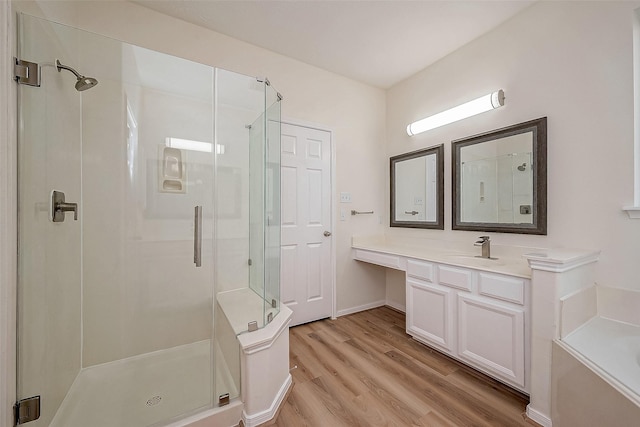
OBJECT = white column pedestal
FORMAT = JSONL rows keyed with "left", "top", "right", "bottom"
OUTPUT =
{"left": 524, "top": 249, "right": 599, "bottom": 427}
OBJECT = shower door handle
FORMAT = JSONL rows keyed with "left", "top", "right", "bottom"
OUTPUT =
{"left": 194, "top": 206, "right": 202, "bottom": 267}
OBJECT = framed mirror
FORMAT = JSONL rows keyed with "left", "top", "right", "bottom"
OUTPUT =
{"left": 452, "top": 117, "right": 547, "bottom": 234}
{"left": 390, "top": 144, "right": 444, "bottom": 229}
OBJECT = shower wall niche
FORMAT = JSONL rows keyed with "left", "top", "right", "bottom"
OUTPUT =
{"left": 16, "top": 13, "right": 281, "bottom": 427}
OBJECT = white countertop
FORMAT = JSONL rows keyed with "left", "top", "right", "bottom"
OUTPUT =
{"left": 352, "top": 236, "right": 533, "bottom": 278}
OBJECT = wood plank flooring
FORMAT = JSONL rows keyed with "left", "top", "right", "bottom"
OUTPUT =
{"left": 266, "top": 306, "right": 540, "bottom": 427}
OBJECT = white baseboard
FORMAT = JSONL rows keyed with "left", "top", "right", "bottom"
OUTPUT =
{"left": 526, "top": 404, "right": 552, "bottom": 427}
{"left": 385, "top": 300, "right": 406, "bottom": 313}
{"left": 242, "top": 374, "right": 292, "bottom": 427}
{"left": 336, "top": 299, "right": 386, "bottom": 317}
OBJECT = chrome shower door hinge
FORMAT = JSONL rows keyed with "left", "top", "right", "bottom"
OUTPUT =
{"left": 218, "top": 393, "right": 230, "bottom": 407}
{"left": 14, "top": 58, "right": 41, "bottom": 87}
{"left": 14, "top": 395, "right": 40, "bottom": 425}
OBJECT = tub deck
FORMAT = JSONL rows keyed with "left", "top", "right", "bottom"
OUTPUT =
{"left": 562, "top": 316, "right": 640, "bottom": 407}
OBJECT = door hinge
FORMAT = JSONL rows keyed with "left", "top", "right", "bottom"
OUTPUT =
{"left": 248, "top": 258, "right": 252, "bottom": 266}
{"left": 14, "top": 58, "right": 41, "bottom": 87}
{"left": 218, "top": 393, "right": 230, "bottom": 407}
{"left": 14, "top": 396, "right": 40, "bottom": 425}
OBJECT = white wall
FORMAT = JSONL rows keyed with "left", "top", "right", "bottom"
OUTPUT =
{"left": 386, "top": 1, "right": 640, "bottom": 295}
{"left": 11, "top": 0, "right": 387, "bottom": 317}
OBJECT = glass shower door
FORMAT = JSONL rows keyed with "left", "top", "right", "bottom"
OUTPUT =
{"left": 17, "top": 14, "right": 216, "bottom": 427}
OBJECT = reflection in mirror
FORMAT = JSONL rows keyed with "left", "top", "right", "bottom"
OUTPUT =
{"left": 453, "top": 117, "right": 547, "bottom": 234}
{"left": 390, "top": 144, "right": 444, "bottom": 229}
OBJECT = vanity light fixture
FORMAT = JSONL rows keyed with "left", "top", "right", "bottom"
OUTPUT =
{"left": 406, "top": 90, "right": 505, "bottom": 136}
{"left": 165, "top": 137, "right": 212, "bottom": 153}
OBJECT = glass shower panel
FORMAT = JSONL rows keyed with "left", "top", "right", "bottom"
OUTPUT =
{"left": 249, "top": 115, "right": 266, "bottom": 308}
{"left": 17, "top": 14, "right": 216, "bottom": 427}
{"left": 214, "top": 70, "right": 281, "bottom": 334}
{"left": 17, "top": 15, "right": 83, "bottom": 427}
{"left": 264, "top": 88, "right": 281, "bottom": 323}
{"left": 248, "top": 84, "right": 282, "bottom": 328}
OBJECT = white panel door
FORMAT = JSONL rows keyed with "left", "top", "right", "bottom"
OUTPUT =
{"left": 280, "top": 123, "right": 332, "bottom": 326}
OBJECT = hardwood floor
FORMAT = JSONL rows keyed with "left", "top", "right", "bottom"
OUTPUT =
{"left": 266, "top": 306, "right": 540, "bottom": 427}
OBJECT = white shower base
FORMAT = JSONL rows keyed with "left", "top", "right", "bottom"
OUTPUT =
{"left": 50, "top": 340, "right": 238, "bottom": 427}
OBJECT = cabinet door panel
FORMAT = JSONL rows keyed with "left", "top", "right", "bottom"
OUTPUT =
{"left": 407, "top": 278, "right": 455, "bottom": 353}
{"left": 458, "top": 294, "right": 525, "bottom": 388}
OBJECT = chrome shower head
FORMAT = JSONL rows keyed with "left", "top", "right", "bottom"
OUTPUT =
{"left": 56, "top": 59, "right": 98, "bottom": 91}
{"left": 74, "top": 76, "right": 98, "bottom": 91}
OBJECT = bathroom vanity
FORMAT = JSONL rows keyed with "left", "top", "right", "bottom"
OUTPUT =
{"left": 352, "top": 236, "right": 531, "bottom": 393}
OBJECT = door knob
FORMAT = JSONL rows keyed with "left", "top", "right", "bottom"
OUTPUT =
{"left": 324, "top": 231, "right": 332, "bottom": 237}
{"left": 52, "top": 190, "right": 78, "bottom": 222}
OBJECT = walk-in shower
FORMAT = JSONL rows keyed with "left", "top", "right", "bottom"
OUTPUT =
{"left": 15, "top": 13, "right": 281, "bottom": 427}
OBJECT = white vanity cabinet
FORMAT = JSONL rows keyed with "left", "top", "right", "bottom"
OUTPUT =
{"left": 353, "top": 247, "right": 530, "bottom": 393}
{"left": 406, "top": 259, "right": 456, "bottom": 353}
{"left": 406, "top": 261, "right": 529, "bottom": 391}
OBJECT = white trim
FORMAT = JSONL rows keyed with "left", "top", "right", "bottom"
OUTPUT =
{"left": 526, "top": 404, "right": 552, "bottom": 427}
{"left": 241, "top": 374, "right": 292, "bottom": 427}
{"left": 281, "top": 117, "right": 337, "bottom": 320}
{"left": 622, "top": 206, "right": 640, "bottom": 218}
{"left": 0, "top": 1, "right": 17, "bottom": 426}
{"left": 524, "top": 250, "right": 600, "bottom": 273}
{"left": 336, "top": 299, "right": 386, "bottom": 317}
{"left": 385, "top": 300, "right": 406, "bottom": 313}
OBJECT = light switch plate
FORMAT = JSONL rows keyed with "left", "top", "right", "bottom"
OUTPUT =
{"left": 340, "top": 192, "right": 352, "bottom": 203}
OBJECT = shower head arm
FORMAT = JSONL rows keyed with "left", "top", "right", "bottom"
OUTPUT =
{"left": 56, "top": 59, "right": 83, "bottom": 79}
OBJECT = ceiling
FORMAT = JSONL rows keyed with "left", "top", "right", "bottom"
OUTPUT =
{"left": 133, "top": 0, "right": 534, "bottom": 89}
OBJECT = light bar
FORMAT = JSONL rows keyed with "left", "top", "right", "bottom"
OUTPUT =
{"left": 407, "top": 90, "right": 505, "bottom": 136}
{"left": 165, "top": 137, "right": 212, "bottom": 153}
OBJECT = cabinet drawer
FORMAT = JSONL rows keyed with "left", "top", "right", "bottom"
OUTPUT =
{"left": 353, "top": 249, "right": 402, "bottom": 270}
{"left": 407, "top": 259, "right": 434, "bottom": 282}
{"left": 438, "top": 265, "right": 472, "bottom": 291}
{"left": 478, "top": 273, "right": 525, "bottom": 305}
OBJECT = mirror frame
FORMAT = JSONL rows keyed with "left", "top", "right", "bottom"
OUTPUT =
{"left": 390, "top": 144, "right": 444, "bottom": 229}
{"left": 452, "top": 117, "right": 547, "bottom": 235}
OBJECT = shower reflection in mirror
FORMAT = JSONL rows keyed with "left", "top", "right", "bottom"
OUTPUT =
{"left": 390, "top": 144, "right": 444, "bottom": 229}
{"left": 452, "top": 117, "right": 547, "bottom": 235}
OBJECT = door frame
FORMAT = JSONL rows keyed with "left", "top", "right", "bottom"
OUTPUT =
{"left": 280, "top": 118, "right": 336, "bottom": 320}
{"left": 1, "top": 0, "right": 18, "bottom": 425}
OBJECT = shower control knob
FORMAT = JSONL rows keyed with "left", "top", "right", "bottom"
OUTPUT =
{"left": 51, "top": 190, "right": 78, "bottom": 222}
{"left": 324, "top": 231, "right": 332, "bottom": 237}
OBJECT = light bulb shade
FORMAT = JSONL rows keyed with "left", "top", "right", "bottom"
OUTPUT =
{"left": 407, "top": 90, "right": 505, "bottom": 136}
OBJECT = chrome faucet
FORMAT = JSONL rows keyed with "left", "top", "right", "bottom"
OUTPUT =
{"left": 474, "top": 236, "right": 491, "bottom": 259}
